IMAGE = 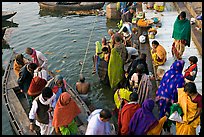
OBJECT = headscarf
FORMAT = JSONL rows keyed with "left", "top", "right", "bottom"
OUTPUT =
{"left": 128, "top": 99, "right": 158, "bottom": 135}
{"left": 51, "top": 75, "right": 66, "bottom": 94}
{"left": 52, "top": 92, "right": 81, "bottom": 128}
{"left": 31, "top": 48, "right": 39, "bottom": 66}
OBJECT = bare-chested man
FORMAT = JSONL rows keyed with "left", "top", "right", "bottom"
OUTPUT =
{"left": 76, "top": 74, "right": 90, "bottom": 99}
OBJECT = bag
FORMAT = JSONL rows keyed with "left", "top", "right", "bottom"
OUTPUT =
{"left": 168, "top": 111, "right": 184, "bottom": 123}
{"left": 27, "top": 72, "right": 47, "bottom": 97}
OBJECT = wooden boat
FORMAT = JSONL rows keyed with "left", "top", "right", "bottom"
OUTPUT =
{"left": 2, "top": 51, "right": 91, "bottom": 135}
{"left": 38, "top": 2, "right": 105, "bottom": 11}
{"left": 2, "top": 11, "right": 17, "bottom": 21}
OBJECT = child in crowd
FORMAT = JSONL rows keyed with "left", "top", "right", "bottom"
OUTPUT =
{"left": 184, "top": 56, "right": 198, "bottom": 83}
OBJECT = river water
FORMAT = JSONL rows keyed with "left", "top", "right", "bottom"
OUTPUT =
{"left": 2, "top": 2, "right": 119, "bottom": 135}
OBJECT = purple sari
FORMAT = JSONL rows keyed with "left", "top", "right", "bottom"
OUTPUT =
{"left": 128, "top": 99, "right": 159, "bottom": 135}
{"left": 155, "top": 60, "right": 185, "bottom": 118}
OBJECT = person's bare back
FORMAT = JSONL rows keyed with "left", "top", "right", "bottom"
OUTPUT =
{"left": 76, "top": 74, "right": 90, "bottom": 94}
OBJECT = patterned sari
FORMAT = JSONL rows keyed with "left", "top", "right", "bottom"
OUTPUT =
{"left": 155, "top": 60, "right": 185, "bottom": 119}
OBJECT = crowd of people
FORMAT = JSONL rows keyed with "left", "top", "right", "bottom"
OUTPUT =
{"left": 13, "top": 2, "right": 202, "bottom": 135}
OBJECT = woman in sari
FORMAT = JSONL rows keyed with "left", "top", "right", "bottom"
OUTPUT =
{"left": 128, "top": 99, "right": 167, "bottom": 135}
{"left": 13, "top": 54, "right": 28, "bottom": 78}
{"left": 172, "top": 11, "right": 191, "bottom": 60}
{"left": 46, "top": 75, "right": 67, "bottom": 108}
{"left": 156, "top": 60, "right": 185, "bottom": 119}
{"left": 52, "top": 92, "right": 81, "bottom": 135}
{"left": 151, "top": 40, "right": 167, "bottom": 66}
{"left": 176, "top": 82, "right": 202, "bottom": 135}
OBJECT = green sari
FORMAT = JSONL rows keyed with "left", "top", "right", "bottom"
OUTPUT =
{"left": 172, "top": 16, "right": 191, "bottom": 46}
{"left": 59, "top": 119, "right": 78, "bottom": 135}
{"left": 108, "top": 48, "right": 124, "bottom": 89}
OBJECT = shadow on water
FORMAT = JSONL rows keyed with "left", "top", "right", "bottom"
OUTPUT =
{"left": 2, "top": 20, "right": 19, "bottom": 28}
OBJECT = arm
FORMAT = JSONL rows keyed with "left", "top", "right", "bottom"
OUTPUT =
{"left": 54, "top": 127, "right": 62, "bottom": 135}
{"left": 38, "top": 52, "right": 48, "bottom": 69}
{"left": 29, "top": 100, "right": 38, "bottom": 132}
{"left": 17, "top": 68, "right": 27, "bottom": 90}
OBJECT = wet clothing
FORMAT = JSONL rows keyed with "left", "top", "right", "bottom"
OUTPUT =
{"left": 108, "top": 47, "right": 126, "bottom": 89}
{"left": 156, "top": 60, "right": 185, "bottom": 119}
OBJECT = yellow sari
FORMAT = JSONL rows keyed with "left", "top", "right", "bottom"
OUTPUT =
{"left": 176, "top": 88, "right": 200, "bottom": 135}
{"left": 151, "top": 45, "right": 166, "bottom": 66}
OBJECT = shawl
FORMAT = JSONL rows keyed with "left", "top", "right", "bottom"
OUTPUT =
{"left": 156, "top": 45, "right": 166, "bottom": 61}
{"left": 108, "top": 48, "right": 124, "bottom": 89}
{"left": 172, "top": 16, "right": 191, "bottom": 46}
{"left": 114, "top": 88, "right": 132, "bottom": 109}
{"left": 156, "top": 60, "right": 185, "bottom": 103}
{"left": 129, "top": 99, "right": 159, "bottom": 135}
{"left": 184, "top": 64, "right": 197, "bottom": 78}
{"left": 31, "top": 48, "right": 39, "bottom": 66}
{"left": 52, "top": 92, "right": 81, "bottom": 128}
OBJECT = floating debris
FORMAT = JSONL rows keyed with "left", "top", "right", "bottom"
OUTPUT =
{"left": 79, "top": 61, "right": 83, "bottom": 65}
{"left": 72, "top": 40, "right": 77, "bottom": 42}
{"left": 62, "top": 60, "right": 65, "bottom": 63}
{"left": 55, "top": 70, "right": 61, "bottom": 73}
{"left": 44, "top": 51, "right": 53, "bottom": 55}
{"left": 63, "top": 55, "right": 67, "bottom": 58}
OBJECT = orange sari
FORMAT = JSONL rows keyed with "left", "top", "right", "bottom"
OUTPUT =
{"left": 176, "top": 88, "right": 200, "bottom": 135}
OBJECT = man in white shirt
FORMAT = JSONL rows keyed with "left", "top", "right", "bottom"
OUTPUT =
{"left": 29, "top": 87, "right": 56, "bottom": 135}
{"left": 85, "top": 109, "right": 112, "bottom": 135}
{"left": 25, "top": 47, "right": 48, "bottom": 71}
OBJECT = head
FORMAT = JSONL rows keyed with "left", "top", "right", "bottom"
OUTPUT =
{"left": 140, "top": 53, "right": 147, "bottom": 61}
{"left": 142, "top": 99, "right": 155, "bottom": 112}
{"left": 59, "top": 92, "right": 72, "bottom": 106}
{"left": 136, "top": 64, "right": 145, "bottom": 74}
{"left": 25, "top": 47, "right": 33, "bottom": 55}
{"left": 54, "top": 75, "right": 64, "bottom": 88}
{"left": 179, "top": 11, "right": 186, "bottom": 20}
{"left": 188, "top": 56, "right": 198, "bottom": 65}
{"left": 108, "top": 29, "right": 114, "bottom": 36}
{"left": 152, "top": 40, "right": 159, "bottom": 49}
{"left": 42, "top": 87, "right": 53, "bottom": 101}
{"left": 114, "top": 34, "right": 121, "bottom": 44}
{"left": 99, "top": 109, "right": 112, "bottom": 122}
{"left": 122, "top": 26, "right": 128, "bottom": 33}
{"left": 129, "top": 92, "right": 138, "bottom": 102}
{"left": 101, "top": 37, "right": 107, "bottom": 45}
{"left": 170, "top": 60, "right": 185, "bottom": 73}
{"left": 79, "top": 74, "right": 85, "bottom": 83}
{"left": 129, "top": 6, "right": 136, "bottom": 14}
{"left": 27, "top": 63, "right": 38, "bottom": 73}
{"left": 184, "top": 82, "right": 197, "bottom": 97}
{"left": 15, "top": 54, "right": 24, "bottom": 65}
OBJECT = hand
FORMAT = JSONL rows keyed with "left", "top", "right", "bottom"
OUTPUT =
{"left": 29, "top": 123, "right": 34, "bottom": 132}
{"left": 38, "top": 67, "right": 42, "bottom": 71}
{"left": 48, "top": 107, "right": 53, "bottom": 112}
{"left": 20, "top": 89, "right": 24, "bottom": 93}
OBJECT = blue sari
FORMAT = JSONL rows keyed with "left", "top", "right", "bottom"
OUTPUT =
{"left": 155, "top": 60, "right": 185, "bottom": 118}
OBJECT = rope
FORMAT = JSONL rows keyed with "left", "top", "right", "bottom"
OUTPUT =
{"left": 80, "top": 15, "right": 98, "bottom": 75}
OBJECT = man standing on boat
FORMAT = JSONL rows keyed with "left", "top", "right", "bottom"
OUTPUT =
{"left": 29, "top": 87, "right": 56, "bottom": 135}
{"left": 25, "top": 47, "right": 48, "bottom": 71}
